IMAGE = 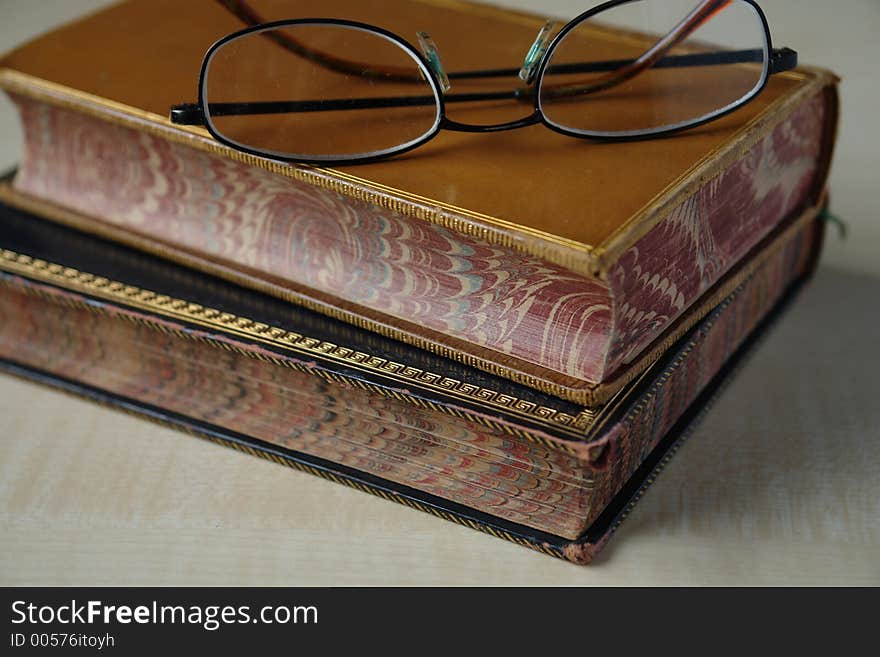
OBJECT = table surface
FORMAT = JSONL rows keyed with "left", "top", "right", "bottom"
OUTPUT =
{"left": 1, "top": 0, "right": 878, "bottom": 586}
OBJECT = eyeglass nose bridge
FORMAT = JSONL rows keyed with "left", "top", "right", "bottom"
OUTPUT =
{"left": 519, "top": 20, "right": 558, "bottom": 84}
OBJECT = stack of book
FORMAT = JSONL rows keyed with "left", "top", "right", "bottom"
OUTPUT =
{"left": 0, "top": 0, "right": 838, "bottom": 563}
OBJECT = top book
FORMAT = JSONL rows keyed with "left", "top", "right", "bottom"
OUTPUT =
{"left": 0, "top": 0, "right": 838, "bottom": 404}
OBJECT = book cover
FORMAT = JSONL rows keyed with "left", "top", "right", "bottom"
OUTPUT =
{"left": 0, "top": 0, "right": 839, "bottom": 404}
{"left": 0, "top": 191, "right": 825, "bottom": 562}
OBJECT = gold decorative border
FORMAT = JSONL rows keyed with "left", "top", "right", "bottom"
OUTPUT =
{"left": 0, "top": 248, "right": 600, "bottom": 449}
{"left": 0, "top": 62, "right": 830, "bottom": 279}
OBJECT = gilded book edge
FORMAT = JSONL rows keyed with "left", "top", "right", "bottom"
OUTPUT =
{"left": 0, "top": 259, "right": 597, "bottom": 454}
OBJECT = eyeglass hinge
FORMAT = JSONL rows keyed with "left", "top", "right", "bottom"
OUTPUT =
{"left": 769, "top": 47, "right": 798, "bottom": 74}
{"left": 169, "top": 103, "right": 207, "bottom": 126}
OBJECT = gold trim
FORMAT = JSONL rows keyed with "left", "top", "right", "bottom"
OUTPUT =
{"left": 0, "top": 248, "right": 599, "bottom": 449}
{"left": 0, "top": 63, "right": 832, "bottom": 279}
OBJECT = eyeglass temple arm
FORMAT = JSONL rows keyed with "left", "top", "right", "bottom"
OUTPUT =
{"left": 451, "top": 45, "right": 794, "bottom": 80}
{"left": 169, "top": 46, "right": 795, "bottom": 126}
{"left": 212, "top": 0, "right": 794, "bottom": 87}
{"left": 214, "top": 0, "right": 427, "bottom": 82}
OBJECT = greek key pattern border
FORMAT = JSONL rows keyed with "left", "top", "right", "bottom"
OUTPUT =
{"left": 0, "top": 249, "right": 595, "bottom": 447}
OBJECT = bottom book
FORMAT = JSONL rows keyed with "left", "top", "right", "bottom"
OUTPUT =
{"left": 0, "top": 192, "right": 824, "bottom": 563}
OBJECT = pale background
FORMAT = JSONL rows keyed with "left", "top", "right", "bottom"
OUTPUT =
{"left": 0, "top": 0, "right": 877, "bottom": 585}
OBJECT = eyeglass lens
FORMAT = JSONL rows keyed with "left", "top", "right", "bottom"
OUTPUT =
{"left": 540, "top": 0, "right": 769, "bottom": 136}
{"left": 203, "top": 23, "right": 441, "bottom": 161}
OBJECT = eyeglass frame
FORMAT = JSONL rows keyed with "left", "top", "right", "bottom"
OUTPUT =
{"left": 170, "top": 0, "right": 798, "bottom": 166}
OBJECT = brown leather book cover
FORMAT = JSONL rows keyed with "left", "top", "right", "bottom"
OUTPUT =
{"left": 0, "top": 0, "right": 839, "bottom": 404}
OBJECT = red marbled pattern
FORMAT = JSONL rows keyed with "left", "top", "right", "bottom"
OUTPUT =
{"left": 606, "top": 94, "right": 825, "bottom": 374}
{"left": 589, "top": 219, "right": 818, "bottom": 511}
{"left": 14, "top": 96, "right": 612, "bottom": 381}
{"left": 11, "top": 90, "right": 825, "bottom": 385}
{"left": 0, "top": 216, "right": 817, "bottom": 540}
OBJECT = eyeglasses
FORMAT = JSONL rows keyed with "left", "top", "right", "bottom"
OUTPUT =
{"left": 170, "top": 0, "right": 797, "bottom": 165}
